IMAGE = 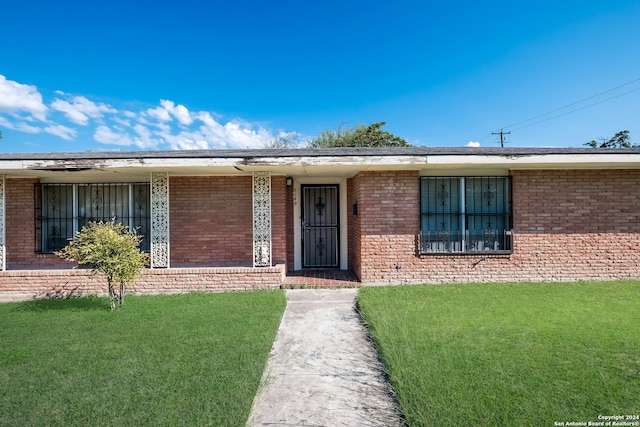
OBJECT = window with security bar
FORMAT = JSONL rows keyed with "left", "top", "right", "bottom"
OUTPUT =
{"left": 420, "top": 177, "right": 513, "bottom": 254}
{"left": 36, "top": 183, "right": 150, "bottom": 254}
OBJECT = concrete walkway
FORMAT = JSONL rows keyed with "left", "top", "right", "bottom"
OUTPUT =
{"left": 246, "top": 289, "right": 405, "bottom": 427}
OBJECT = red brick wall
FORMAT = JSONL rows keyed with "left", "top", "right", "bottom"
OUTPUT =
{"left": 5, "top": 169, "right": 639, "bottom": 292}
{"left": 513, "top": 170, "right": 640, "bottom": 234}
{"left": 346, "top": 177, "right": 355, "bottom": 272}
{"left": 6, "top": 178, "right": 73, "bottom": 269}
{"left": 351, "top": 171, "right": 420, "bottom": 282}
{"left": 169, "top": 175, "right": 286, "bottom": 268}
{"left": 285, "top": 180, "right": 295, "bottom": 271}
{"left": 0, "top": 265, "right": 284, "bottom": 300}
{"left": 270, "top": 175, "right": 287, "bottom": 267}
{"left": 170, "top": 176, "right": 254, "bottom": 267}
{"left": 354, "top": 169, "right": 640, "bottom": 284}
{"left": 349, "top": 175, "right": 363, "bottom": 278}
{"left": 4, "top": 175, "right": 287, "bottom": 272}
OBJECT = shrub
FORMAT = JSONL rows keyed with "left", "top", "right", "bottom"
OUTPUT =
{"left": 56, "top": 220, "right": 148, "bottom": 310}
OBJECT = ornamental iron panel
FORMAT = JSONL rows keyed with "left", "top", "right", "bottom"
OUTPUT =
{"left": 253, "top": 171, "right": 272, "bottom": 267}
{"left": 151, "top": 172, "right": 169, "bottom": 268}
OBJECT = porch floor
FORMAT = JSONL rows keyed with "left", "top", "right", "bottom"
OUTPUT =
{"left": 282, "top": 269, "right": 360, "bottom": 287}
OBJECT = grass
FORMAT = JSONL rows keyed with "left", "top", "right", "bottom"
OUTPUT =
{"left": 0, "top": 291, "right": 286, "bottom": 426}
{"left": 358, "top": 280, "right": 640, "bottom": 427}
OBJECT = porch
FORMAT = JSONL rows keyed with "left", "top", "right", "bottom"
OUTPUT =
{"left": 0, "top": 266, "right": 361, "bottom": 301}
{"left": 282, "top": 269, "right": 360, "bottom": 287}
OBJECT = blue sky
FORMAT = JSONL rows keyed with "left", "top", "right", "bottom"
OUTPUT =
{"left": 1, "top": 0, "right": 639, "bottom": 152}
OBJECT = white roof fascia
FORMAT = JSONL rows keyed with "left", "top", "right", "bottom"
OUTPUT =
{"left": 0, "top": 152, "right": 639, "bottom": 176}
{"left": 424, "top": 153, "right": 640, "bottom": 169}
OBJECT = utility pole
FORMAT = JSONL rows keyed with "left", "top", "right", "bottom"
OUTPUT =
{"left": 492, "top": 130, "right": 511, "bottom": 148}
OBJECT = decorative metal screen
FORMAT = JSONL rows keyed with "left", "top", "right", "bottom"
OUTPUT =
{"left": 151, "top": 172, "right": 169, "bottom": 268}
{"left": 253, "top": 171, "right": 272, "bottom": 267}
{"left": 37, "top": 183, "right": 151, "bottom": 254}
{"left": 39, "top": 184, "right": 74, "bottom": 253}
{"left": 420, "top": 176, "right": 512, "bottom": 254}
{"left": 302, "top": 185, "right": 339, "bottom": 267}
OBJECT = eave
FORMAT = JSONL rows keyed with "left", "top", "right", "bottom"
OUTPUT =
{"left": 0, "top": 147, "right": 638, "bottom": 182}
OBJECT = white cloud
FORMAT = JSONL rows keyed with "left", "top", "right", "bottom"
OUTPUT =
{"left": 144, "top": 99, "right": 194, "bottom": 126}
{"left": 94, "top": 124, "right": 160, "bottom": 149}
{"left": 161, "top": 99, "right": 193, "bottom": 126}
{"left": 146, "top": 112, "right": 272, "bottom": 150}
{"left": 0, "top": 74, "right": 48, "bottom": 121}
{"left": 51, "top": 95, "right": 116, "bottom": 125}
{"left": 2, "top": 76, "right": 285, "bottom": 150}
{"left": 223, "top": 120, "right": 270, "bottom": 148}
{"left": 145, "top": 104, "right": 172, "bottom": 122}
{"left": 173, "top": 103, "right": 193, "bottom": 126}
{"left": 160, "top": 133, "right": 211, "bottom": 150}
{"left": 112, "top": 116, "right": 132, "bottom": 127}
{"left": 133, "top": 123, "right": 152, "bottom": 138}
{"left": 0, "top": 116, "right": 42, "bottom": 133}
{"left": 51, "top": 99, "right": 90, "bottom": 125}
{"left": 44, "top": 124, "right": 77, "bottom": 140}
{"left": 94, "top": 125, "right": 134, "bottom": 146}
{"left": 466, "top": 141, "right": 481, "bottom": 147}
{"left": 176, "top": 112, "right": 270, "bottom": 149}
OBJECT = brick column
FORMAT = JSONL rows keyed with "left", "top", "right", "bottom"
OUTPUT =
{"left": 0, "top": 174, "right": 5, "bottom": 271}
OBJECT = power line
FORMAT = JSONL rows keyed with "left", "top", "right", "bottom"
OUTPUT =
{"left": 509, "top": 86, "right": 640, "bottom": 132}
{"left": 472, "top": 77, "right": 640, "bottom": 144}
{"left": 502, "top": 77, "right": 640, "bottom": 131}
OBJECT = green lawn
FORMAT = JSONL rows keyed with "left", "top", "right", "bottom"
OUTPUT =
{"left": 358, "top": 281, "right": 640, "bottom": 427}
{"left": 0, "top": 291, "right": 286, "bottom": 426}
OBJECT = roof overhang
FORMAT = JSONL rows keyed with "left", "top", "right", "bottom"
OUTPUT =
{"left": 0, "top": 147, "right": 639, "bottom": 182}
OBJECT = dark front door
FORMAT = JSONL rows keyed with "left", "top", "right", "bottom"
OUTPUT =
{"left": 302, "top": 185, "right": 339, "bottom": 267}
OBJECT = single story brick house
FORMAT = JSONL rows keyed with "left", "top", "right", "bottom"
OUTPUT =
{"left": 0, "top": 147, "right": 638, "bottom": 298}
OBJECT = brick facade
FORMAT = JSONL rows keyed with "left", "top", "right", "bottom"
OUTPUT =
{"left": 170, "top": 176, "right": 253, "bottom": 267}
{"left": 285, "top": 180, "right": 295, "bottom": 271}
{"left": 349, "top": 171, "right": 420, "bottom": 282}
{"left": 1, "top": 168, "right": 639, "bottom": 299}
{"left": 0, "top": 266, "right": 284, "bottom": 300}
{"left": 353, "top": 169, "right": 640, "bottom": 284}
{"left": 6, "top": 178, "right": 73, "bottom": 269}
{"left": 156, "top": 175, "right": 287, "bottom": 268}
{"left": 270, "top": 175, "right": 288, "bottom": 267}
{"left": 0, "top": 175, "right": 289, "bottom": 298}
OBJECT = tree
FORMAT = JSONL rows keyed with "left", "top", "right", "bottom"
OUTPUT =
{"left": 584, "top": 130, "right": 637, "bottom": 148}
{"left": 56, "top": 220, "right": 148, "bottom": 310}
{"left": 264, "top": 132, "right": 300, "bottom": 149}
{"left": 307, "top": 121, "right": 410, "bottom": 148}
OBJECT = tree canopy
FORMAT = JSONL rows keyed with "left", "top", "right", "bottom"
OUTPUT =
{"left": 307, "top": 122, "right": 410, "bottom": 148}
{"left": 584, "top": 130, "right": 637, "bottom": 148}
{"left": 263, "top": 133, "right": 300, "bottom": 149}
